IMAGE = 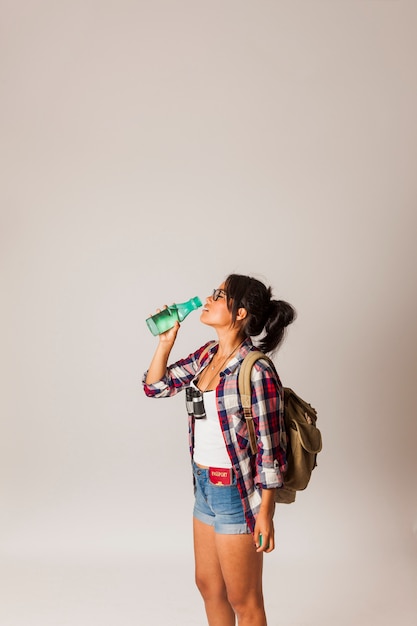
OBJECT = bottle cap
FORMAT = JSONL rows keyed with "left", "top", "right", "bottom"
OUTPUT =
{"left": 190, "top": 296, "right": 203, "bottom": 309}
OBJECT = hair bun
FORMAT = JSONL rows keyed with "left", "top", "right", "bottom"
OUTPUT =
{"left": 276, "top": 299, "right": 296, "bottom": 327}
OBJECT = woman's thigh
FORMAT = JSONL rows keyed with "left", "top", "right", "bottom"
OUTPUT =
{"left": 193, "top": 518, "right": 264, "bottom": 603}
{"left": 193, "top": 518, "right": 226, "bottom": 594}
{"left": 215, "top": 532, "right": 264, "bottom": 604}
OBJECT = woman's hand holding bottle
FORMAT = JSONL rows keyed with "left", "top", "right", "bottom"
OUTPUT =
{"left": 145, "top": 306, "right": 179, "bottom": 384}
{"left": 154, "top": 306, "right": 180, "bottom": 345}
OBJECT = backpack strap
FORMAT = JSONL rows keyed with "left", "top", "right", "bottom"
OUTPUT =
{"left": 238, "top": 350, "right": 275, "bottom": 455}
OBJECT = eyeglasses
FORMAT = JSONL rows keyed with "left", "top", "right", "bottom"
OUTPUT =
{"left": 212, "top": 288, "right": 227, "bottom": 301}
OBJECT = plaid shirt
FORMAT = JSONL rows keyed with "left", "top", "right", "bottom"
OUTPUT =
{"left": 142, "top": 338, "right": 287, "bottom": 533}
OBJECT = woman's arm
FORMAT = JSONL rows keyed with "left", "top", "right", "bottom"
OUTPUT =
{"left": 145, "top": 318, "right": 180, "bottom": 384}
{"left": 143, "top": 325, "right": 214, "bottom": 397}
{"left": 145, "top": 339, "right": 176, "bottom": 384}
{"left": 249, "top": 361, "right": 286, "bottom": 552}
{"left": 254, "top": 488, "right": 276, "bottom": 553}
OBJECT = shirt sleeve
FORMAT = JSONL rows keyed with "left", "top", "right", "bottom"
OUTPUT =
{"left": 142, "top": 341, "right": 215, "bottom": 398}
{"left": 249, "top": 360, "right": 287, "bottom": 489}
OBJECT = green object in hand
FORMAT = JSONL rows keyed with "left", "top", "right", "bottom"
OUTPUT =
{"left": 146, "top": 296, "right": 202, "bottom": 335}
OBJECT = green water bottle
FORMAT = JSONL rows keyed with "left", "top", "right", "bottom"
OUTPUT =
{"left": 146, "top": 296, "right": 203, "bottom": 335}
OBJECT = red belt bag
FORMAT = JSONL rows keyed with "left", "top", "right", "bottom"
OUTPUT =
{"left": 208, "top": 467, "right": 233, "bottom": 486}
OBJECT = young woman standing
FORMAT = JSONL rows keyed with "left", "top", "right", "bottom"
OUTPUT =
{"left": 143, "top": 274, "right": 295, "bottom": 625}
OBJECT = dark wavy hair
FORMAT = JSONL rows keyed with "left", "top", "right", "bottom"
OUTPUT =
{"left": 224, "top": 274, "right": 296, "bottom": 354}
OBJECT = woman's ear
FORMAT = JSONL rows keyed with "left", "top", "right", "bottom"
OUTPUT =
{"left": 236, "top": 307, "right": 247, "bottom": 321}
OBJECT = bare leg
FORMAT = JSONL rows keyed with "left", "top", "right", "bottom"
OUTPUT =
{"left": 194, "top": 518, "right": 236, "bottom": 626}
{"left": 193, "top": 518, "right": 267, "bottom": 626}
{"left": 216, "top": 532, "right": 267, "bottom": 626}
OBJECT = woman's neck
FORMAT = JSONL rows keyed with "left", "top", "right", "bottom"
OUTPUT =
{"left": 215, "top": 335, "right": 245, "bottom": 359}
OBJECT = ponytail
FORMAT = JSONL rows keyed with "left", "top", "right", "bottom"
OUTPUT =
{"left": 224, "top": 274, "right": 296, "bottom": 354}
{"left": 259, "top": 299, "right": 296, "bottom": 354}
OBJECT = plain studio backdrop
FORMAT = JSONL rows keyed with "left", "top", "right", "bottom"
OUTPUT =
{"left": 1, "top": 1, "right": 416, "bottom": 625}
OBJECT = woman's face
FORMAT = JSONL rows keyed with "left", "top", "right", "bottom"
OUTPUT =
{"left": 200, "top": 283, "right": 232, "bottom": 328}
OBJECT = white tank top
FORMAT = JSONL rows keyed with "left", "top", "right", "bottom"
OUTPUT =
{"left": 192, "top": 381, "right": 232, "bottom": 468}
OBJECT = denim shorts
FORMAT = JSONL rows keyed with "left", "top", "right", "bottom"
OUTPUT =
{"left": 192, "top": 461, "right": 250, "bottom": 535}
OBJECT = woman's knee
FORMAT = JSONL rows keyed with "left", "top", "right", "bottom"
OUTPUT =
{"left": 195, "top": 570, "right": 227, "bottom": 602}
{"left": 227, "top": 589, "right": 265, "bottom": 618}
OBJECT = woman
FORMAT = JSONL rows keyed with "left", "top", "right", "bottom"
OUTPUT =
{"left": 143, "top": 273, "right": 295, "bottom": 626}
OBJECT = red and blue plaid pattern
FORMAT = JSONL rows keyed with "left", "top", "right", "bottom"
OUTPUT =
{"left": 142, "top": 338, "right": 287, "bottom": 533}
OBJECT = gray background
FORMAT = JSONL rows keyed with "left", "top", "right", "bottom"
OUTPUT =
{"left": 1, "top": 1, "right": 416, "bottom": 624}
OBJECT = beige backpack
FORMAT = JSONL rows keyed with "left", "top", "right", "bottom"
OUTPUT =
{"left": 238, "top": 351, "right": 322, "bottom": 504}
